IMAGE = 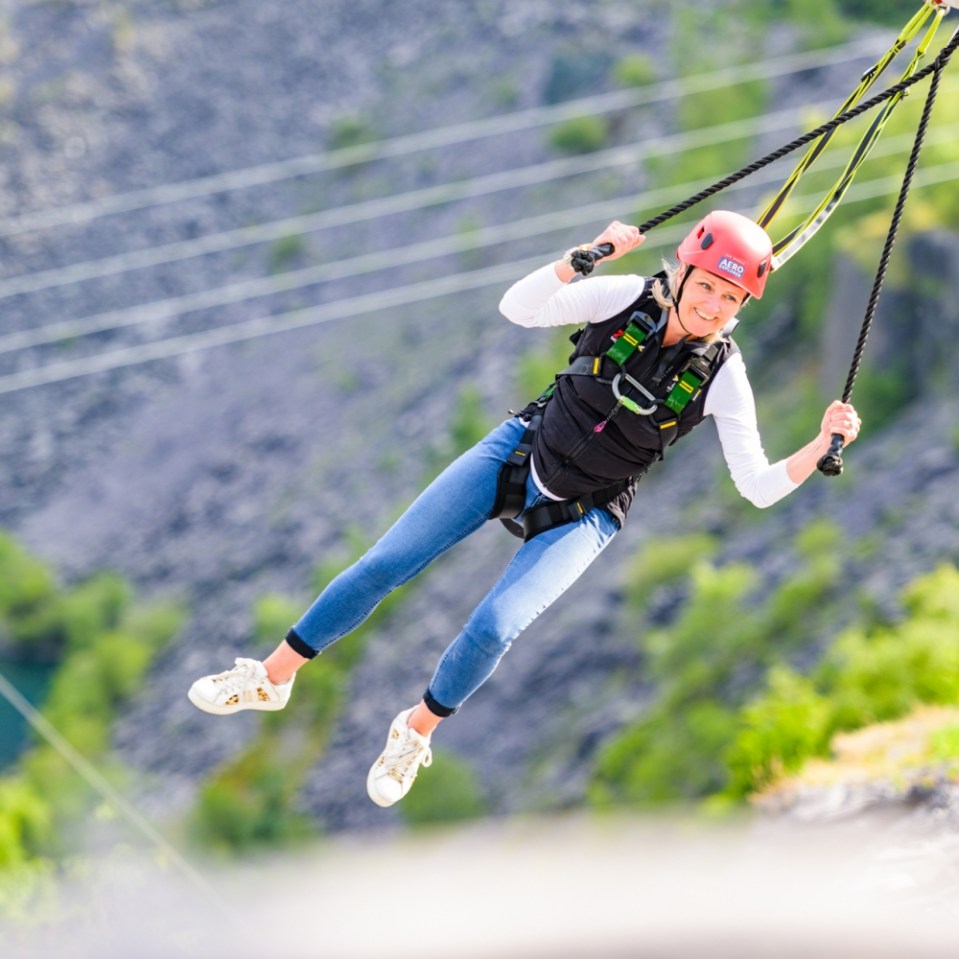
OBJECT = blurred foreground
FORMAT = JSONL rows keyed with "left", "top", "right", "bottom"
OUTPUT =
{"left": 4, "top": 810, "right": 958, "bottom": 958}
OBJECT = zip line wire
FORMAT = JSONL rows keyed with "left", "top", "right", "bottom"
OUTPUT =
{"left": 0, "top": 668, "right": 234, "bottom": 918}
{"left": 3, "top": 156, "right": 957, "bottom": 396}
{"left": 0, "top": 94, "right": 889, "bottom": 301}
{"left": 0, "top": 25, "right": 952, "bottom": 394}
{"left": 2, "top": 120, "right": 957, "bottom": 360}
{"left": 0, "top": 38, "right": 880, "bottom": 240}
{"left": 3, "top": 64, "right": 954, "bottom": 305}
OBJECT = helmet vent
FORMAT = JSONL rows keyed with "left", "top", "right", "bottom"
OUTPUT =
{"left": 700, "top": 231, "right": 714, "bottom": 250}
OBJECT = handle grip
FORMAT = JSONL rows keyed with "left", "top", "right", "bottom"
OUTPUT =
{"left": 817, "top": 432, "right": 845, "bottom": 477}
{"left": 569, "top": 243, "right": 615, "bottom": 276}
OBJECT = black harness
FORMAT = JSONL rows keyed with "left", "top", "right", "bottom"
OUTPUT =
{"left": 491, "top": 286, "right": 732, "bottom": 540}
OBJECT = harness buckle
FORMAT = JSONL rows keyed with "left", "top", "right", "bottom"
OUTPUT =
{"left": 611, "top": 372, "right": 658, "bottom": 415}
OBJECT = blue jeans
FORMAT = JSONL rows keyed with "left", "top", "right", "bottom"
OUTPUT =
{"left": 291, "top": 417, "right": 620, "bottom": 713}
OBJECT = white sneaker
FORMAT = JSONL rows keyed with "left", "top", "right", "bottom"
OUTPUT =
{"left": 366, "top": 708, "right": 433, "bottom": 807}
{"left": 187, "top": 658, "right": 294, "bottom": 715}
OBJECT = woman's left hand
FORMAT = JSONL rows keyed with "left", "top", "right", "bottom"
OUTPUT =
{"left": 820, "top": 400, "right": 861, "bottom": 446}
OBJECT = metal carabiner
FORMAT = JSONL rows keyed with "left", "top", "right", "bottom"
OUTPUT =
{"left": 611, "top": 372, "right": 658, "bottom": 415}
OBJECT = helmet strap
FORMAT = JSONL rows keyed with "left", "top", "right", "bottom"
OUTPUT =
{"left": 673, "top": 263, "right": 693, "bottom": 310}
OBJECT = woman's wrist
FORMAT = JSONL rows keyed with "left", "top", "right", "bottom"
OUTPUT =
{"left": 555, "top": 244, "right": 595, "bottom": 282}
{"left": 554, "top": 254, "right": 578, "bottom": 283}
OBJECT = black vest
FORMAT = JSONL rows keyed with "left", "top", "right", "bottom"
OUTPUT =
{"left": 526, "top": 279, "right": 738, "bottom": 526}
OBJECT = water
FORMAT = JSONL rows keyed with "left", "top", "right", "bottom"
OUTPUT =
{"left": 0, "top": 658, "right": 55, "bottom": 769}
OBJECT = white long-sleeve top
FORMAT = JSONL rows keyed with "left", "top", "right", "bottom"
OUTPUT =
{"left": 499, "top": 265, "right": 797, "bottom": 508}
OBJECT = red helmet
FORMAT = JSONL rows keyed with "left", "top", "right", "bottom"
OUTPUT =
{"left": 676, "top": 210, "right": 773, "bottom": 299}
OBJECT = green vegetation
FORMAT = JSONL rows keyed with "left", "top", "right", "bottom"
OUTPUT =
{"left": 612, "top": 54, "right": 655, "bottom": 89}
{"left": 592, "top": 541, "right": 959, "bottom": 809}
{"left": 449, "top": 384, "right": 494, "bottom": 455}
{"left": 190, "top": 514, "right": 470, "bottom": 851}
{"left": 929, "top": 722, "right": 959, "bottom": 768}
{"left": 0, "top": 533, "right": 183, "bottom": 917}
{"left": 623, "top": 532, "right": 720, "bottom": 598}
{"left": 399, "top": 748, "right": 487, "bottom": 826}
{"left": 190, "top": 533, "right": 378, "bottom": 853}
{"left": 424, "top": 383, "right": 497, "bottom": 482}
{"left": 835, "top": 0, "right": 921, "bottom": 27}
{"left": 547, "top": 116, "right": 610, "bottom": 156}
{"left": 268, "top": 234, "right": 310, "bottom": 273}
{"left": 327, "top": 114, "right": 377, "bottom": 151}
{"left": 511, "top": 326, "right": 580, "bottom": 407}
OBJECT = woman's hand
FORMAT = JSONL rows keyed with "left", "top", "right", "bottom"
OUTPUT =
{"left": 555, "top": 220, "right": 644, "bottom": 281}
{"left": 819, "top": 400, "right": 861, "bottom": 448}
{"left": 785, "top": 399, "right": 862, "bottom": 485}
{"left": 590, "top": 220, "right": 645, "bottom": 262}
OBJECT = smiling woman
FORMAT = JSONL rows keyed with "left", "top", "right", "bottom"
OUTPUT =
{"left": 188, "top": 211, "right": 862, "bottom": 812}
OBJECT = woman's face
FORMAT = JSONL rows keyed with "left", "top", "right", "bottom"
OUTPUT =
{"left": 675, "top": 267, "right": 747, "bottom": 339}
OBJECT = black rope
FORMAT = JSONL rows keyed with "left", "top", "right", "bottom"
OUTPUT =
{"left": 571, "top": 25, "right": 959, "bottom": 279}
{"left": 816, "top": 56, "right": 945, "bottom": 476}
{"left": 636, "top": 25, "right": 959, "bottom": 234}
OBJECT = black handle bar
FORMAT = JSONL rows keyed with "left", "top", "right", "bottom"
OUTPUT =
{"left": 569, "top": 243, "right": 615, "bottom": 276}
{"left": 816, "top": 433, "right": 845, "bottom": 476}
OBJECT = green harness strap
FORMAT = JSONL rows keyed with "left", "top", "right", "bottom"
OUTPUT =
{"left": 493, "top": 307, "right": 726, "bottom": 540}
{"left": 564, "top": 313, "right": 715, "bottom": 420}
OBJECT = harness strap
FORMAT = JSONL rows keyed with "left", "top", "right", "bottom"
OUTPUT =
{"left": 491, "top": 415, "right": 629, "bottom": 541}
{"left": 492, "top": 301, "right": 725, "bottom": 540}
{"left": 559, "top": 325, "right": 724, "bottom": 443}
{"left": 519, "top": 481, "right": 630, "bottom": 541}
{"left": 490, "top": 415, "right": 540, "bottom": 522}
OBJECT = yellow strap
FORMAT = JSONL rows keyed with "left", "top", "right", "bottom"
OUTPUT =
{"left": 756, "top": 3, "right": 945, "bottom": 267}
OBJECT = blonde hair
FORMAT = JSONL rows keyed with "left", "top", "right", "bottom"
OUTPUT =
{"left": 652, "top": 260, "right": 745, "bottom": 343}
{"left": 651, "top": 260, "right": 681, "bottom": 311}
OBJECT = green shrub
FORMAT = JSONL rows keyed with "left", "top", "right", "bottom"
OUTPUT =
{"left": 253, "top": 594, "right": 302, "bottom": 647}
{"left": 0, "top": 538, "right": 183, "bottom": 870}
{"left": 449, "top": 385, "right": 493, "bottom": 456}
{"left": 612, "top": 55, "right": 655, "bottom": 88}
{"left": 0, "top": 533, "right": 56, "bottom": 627}
{"left": 623, "top": 533, "right": 719, "bottom": 600}
{"left": 547, "top": 116, "right": 609, "bottom": 155}
{"left": 725, "top": 666, "right": 831, "bottom": 797}
{"left": 513, "top": 329, "right": 574, "bottom": 403}
{"left": 400, "top": 749, "right": 487, "bottom": 826}
{"left": 328, "top": 114, "right": 376, "bottom": 151}
{"left": 901, "top": 563, "right": 959, "bottom": 622}
{"left": 192, "top": 749, "right": 313, "bottom": 854}
{"left": 731, "top": 564, "right": 959, "bottom": 796}
{"left": 819, "top": 619, "right": 959, "bottom": 732}
{"left": 268, "top": 235, "right": 309, "bottom": 274}
{"left": 643, "top": 561, "right": 763, "bottom": 691}
{"left": 762, "top": 553, "right": 841, "bottom": 648}
{"left": 591, "top": 702, "right": 737, "bottom": 806}
{"left": 56, "top": 573, "right": 132, "bottom": 652}
{"left": 0, "top": 779, "right": 49, "bottom": 869}
{"left": 929, "top": 724, "right": 959, "bottom": 765}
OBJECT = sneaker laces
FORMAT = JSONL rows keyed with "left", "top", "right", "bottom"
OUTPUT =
{"left": 384, "top": 732, "right": 433, "bottom": 782}
{"left": 211, "top": 657, "right": 266, "bottom": 694}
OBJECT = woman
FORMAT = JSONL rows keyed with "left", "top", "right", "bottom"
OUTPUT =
{"left": 188, "top": 211, "right": 861, "bottom": 808}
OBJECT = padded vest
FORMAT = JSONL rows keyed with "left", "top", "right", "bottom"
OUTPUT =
{"left": 526, "top": 278, "right": 738, "bottom": 526}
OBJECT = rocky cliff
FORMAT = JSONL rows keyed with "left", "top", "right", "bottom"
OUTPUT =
{"left": 1, "top": 0, "right": 957, "bottom": 839}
